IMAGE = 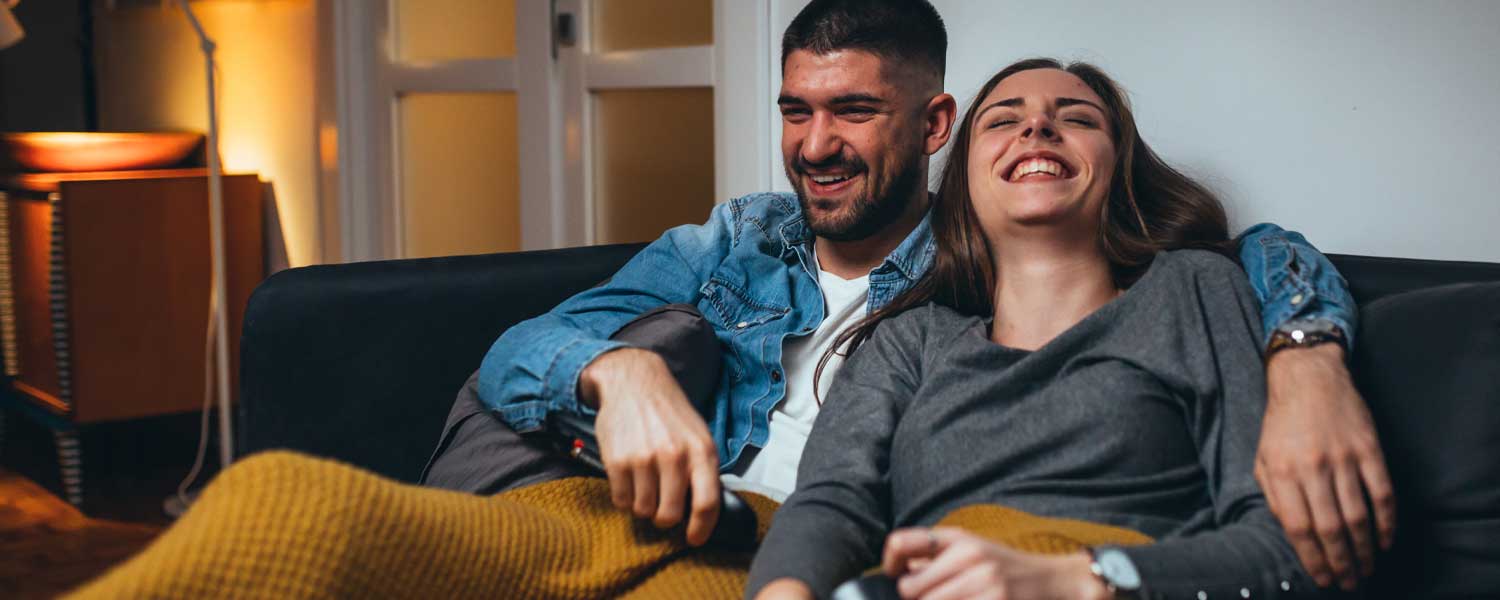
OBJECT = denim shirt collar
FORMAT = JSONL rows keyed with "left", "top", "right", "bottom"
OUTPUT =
{"left": 776, "top": 202, "right": 936, "bottom": 283}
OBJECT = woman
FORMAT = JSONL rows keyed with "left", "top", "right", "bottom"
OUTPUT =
{"left": 748, "top": 58, "right": 1315, "bottom": 600}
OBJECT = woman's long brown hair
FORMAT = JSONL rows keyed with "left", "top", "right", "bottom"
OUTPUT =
{"left": 814, "top": 58, "right": 1233, "bottom": 401}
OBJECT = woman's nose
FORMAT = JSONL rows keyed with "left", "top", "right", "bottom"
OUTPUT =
{"left": 1020, "top": 116, "right": 1057, "bottom": 140}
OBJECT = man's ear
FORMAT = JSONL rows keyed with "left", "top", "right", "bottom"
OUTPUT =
{"left": 922, "top": 93, "right": 958, "bottom": 156}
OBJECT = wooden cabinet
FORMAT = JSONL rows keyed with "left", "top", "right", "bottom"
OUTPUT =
{"left": 0, "top": 169, "right": 264, "bottom": 506}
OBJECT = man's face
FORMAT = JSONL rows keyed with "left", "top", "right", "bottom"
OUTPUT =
{"left": 779, "top": 49, "right": 929, "bottom": 241}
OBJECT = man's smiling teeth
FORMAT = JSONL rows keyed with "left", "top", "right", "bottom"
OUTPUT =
{"left": 1009, "top": 158, "right": 1067, "bottom": 182}
{"left": 811, "top": 174, "right": 853, "bottom": 184}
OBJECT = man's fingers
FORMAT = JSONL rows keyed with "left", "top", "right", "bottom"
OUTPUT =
{"left": 1270, "top": 478, "right": 1332, "bottom": 587}
{"left": 605, "top": 457, "right": 633, "bottom": 511}
{"left": 683, "top": 447, "right": 721, "bottom": 546}
{"left": 1333, "top": 465, "right": 1376, "bottom": 578}
{"left": 631, "top": 459, "right": 659, "bottom": 519}
{"left": 1303, "top": 475, "right": 1357, "bottom": 589}
{"left": 653, "top": 448, "right": 689, "bottom": 529}
{"left": 1359, "top": 455, "right": 1398, "bottom": 550}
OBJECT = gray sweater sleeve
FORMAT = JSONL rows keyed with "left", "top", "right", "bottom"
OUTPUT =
{"left": 1118, "top": 253, "right": 1318, "bottom": 599}
{"left": 743, "top": 308, "right": 926, "bottom": 599}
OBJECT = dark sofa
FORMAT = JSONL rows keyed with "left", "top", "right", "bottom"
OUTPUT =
{"left": 238, "top": 244, "right": 1500, "bottom": 599}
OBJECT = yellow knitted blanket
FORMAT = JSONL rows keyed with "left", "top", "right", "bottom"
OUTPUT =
{"left": 67, "top": 451, "right": 1150, "bottom": 599}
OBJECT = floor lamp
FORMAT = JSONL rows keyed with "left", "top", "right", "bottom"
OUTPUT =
{"left": 177, "top": 0, "right": 235, "bottom": 471}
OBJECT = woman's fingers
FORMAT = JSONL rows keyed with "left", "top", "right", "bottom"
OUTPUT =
{"left": 912, "top": 560, "right": 998, "bottom": 600}
{"left": 881, "top": 528, "right": 931, "bottom": 575}
{"left": 895, "top": 530, "right": 981, "bottom": 599}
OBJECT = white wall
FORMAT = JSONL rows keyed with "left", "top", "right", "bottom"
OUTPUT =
{"left": 770, "top": 0, "right": 1500, "bottom": 262}
{"left": 95, "top": 1, "right": 326, "bottom": 267}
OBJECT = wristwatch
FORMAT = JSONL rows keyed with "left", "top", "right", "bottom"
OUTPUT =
{"left": 1265, "top": 318, "right": 1348, "bottom": 358}
{"left": 1087, "top": 546, "right": 1142, "bottom": 598}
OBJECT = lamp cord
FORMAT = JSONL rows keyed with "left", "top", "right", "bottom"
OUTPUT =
{"left": 174, "top": 269, "right": 219, "bottom": 511}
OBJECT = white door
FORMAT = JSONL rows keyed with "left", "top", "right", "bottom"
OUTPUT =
{"left": 335, "top": 0, "right": 773, "bottom": 262}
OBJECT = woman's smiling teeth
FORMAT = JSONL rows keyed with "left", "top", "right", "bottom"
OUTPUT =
{"left": 1008, "top": 158, "right": 1071, "bottom": 182}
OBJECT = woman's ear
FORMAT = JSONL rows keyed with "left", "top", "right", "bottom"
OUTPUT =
{"left": 923, "top": 93, "right": 959, "bottom": 156}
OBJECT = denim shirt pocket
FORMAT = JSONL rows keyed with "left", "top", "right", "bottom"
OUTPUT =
{"left": 699, "top": 274, "right": 792, "bottom": 380}
{"left": 701, "top": 276, "right": 792, "bottom": 332}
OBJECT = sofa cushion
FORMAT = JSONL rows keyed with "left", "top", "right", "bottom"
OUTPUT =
{"left": 1353, "top": 281, "right": 1500, "bottom": 598}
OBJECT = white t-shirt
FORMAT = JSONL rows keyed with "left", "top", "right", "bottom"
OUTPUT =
{"left": 722, "top": 256, "right": 870, "bottom": 501}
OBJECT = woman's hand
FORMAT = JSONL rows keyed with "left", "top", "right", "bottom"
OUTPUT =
{"left": 881, "top": 527, "right": 1110, "bottom": 600}
{"left": 755, "top": 578, "right": 816, "bottom": 600}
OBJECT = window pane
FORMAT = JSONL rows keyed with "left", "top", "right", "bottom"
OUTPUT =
{"left": 395, "top": 0, "right": 516, "bottom": 61}
{"left": 399, "top": 93, "right": 520, "bottom": 258}
{"left": 593, "top": 88, "right": 714, "bottom": 245}
{"left": 592, "top": 0, "right": 712, "bottom": 53}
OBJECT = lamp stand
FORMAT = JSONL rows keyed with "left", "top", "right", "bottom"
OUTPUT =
{"left": 178, "top": 0, "right": 234, "bottom": 470}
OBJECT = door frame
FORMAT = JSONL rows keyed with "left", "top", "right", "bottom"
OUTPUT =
{"left": 331, "top": 0, "right": 774, "bottom": 262}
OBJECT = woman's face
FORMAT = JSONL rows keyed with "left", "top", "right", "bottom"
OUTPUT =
{"left": 966, "top": 69, "right": 1116, "bottom": 240}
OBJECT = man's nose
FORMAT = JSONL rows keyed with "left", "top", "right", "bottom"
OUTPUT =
{"left": 1020, "top": 115, "right": 1057, "bottom": 141}
{"left": 801, "top": 114, "right": 844, "bottom": 164}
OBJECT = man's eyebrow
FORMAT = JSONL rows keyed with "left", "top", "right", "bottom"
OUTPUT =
{"left": 830, "top": 93, "right": 885, "bottom": 105}
{"left": 777, "top": 94, "right": 806, "bottom": 106}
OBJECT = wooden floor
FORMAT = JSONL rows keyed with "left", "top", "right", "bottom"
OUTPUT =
{"left": 0, "top": 468, "right": 162, "bottom": 599}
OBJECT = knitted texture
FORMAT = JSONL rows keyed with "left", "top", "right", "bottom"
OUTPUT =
{"left": 66, "top": 451, "right": 1149, "bottom": 599}
{"left": 935, "top": 504, "right": 1154, "bottom": 552}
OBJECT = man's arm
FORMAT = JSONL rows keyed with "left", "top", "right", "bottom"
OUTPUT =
{"left": 1236, "top": 223, "right": 1397, "bottom": 591}
{"left": 477, "top": 201, "right": 736, "bottom": 429}
{"left": 476, "top": 200, "right": 737, "bottom": 545}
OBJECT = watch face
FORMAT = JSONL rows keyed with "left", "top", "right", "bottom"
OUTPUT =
{"left": 1098, "top": 548, "right": 1142, "bottom": 591}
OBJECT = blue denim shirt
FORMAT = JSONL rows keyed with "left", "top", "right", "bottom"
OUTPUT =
{"left": 479, "top": 193, "right": 1355, "bottom": 470}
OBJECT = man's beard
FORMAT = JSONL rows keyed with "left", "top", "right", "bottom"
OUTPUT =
{"left": 788, "top": 143, "right": 925, "bottom": 243}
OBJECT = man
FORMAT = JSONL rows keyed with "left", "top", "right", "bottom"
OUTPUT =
{"left": 424, "top": 0, "right": 1392, "bottom": 592}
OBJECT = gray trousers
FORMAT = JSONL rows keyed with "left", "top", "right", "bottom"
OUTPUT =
{"left": 421, "top": 304, "right": 722, "bottom": 495}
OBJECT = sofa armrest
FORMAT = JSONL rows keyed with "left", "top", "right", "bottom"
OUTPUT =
{"left": 237, "top": 243, "right": 646, "bottom": 482}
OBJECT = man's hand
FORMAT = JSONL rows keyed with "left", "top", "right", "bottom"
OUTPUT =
{"left": 881, "top": 527, "right": 1109, "bottom": 600}
{"left": 581, "top": 348, "right": 722, "bottom": 546}
{"left": 1257, "top": 344, "right": 1396, "bottom": 591}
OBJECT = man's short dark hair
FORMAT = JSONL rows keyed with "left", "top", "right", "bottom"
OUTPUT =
{"left": 781, "top": 0, "right": 947, "bottom": 81}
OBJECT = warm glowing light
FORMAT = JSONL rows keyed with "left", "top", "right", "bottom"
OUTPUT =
{"left": 1, "top": 132, "right": 202, "bottom": 173}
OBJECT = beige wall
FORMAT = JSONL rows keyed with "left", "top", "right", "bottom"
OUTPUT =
{"left": 94, "top": 1, "right": 323, "bottom": 266}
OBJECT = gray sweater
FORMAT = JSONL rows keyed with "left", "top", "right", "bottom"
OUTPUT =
{"left": 746, "top": 250, "right": 1316, "bottom": 599}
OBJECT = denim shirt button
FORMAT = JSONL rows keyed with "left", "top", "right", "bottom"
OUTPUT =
{"left": 1290, "top": 293, "right": 1303, "bottom": 305}
{"left": 736, "top": 321, "right": 749, "bottom": 329}
{"left": 770, "top": 370, "right": 782, "bottom": 382}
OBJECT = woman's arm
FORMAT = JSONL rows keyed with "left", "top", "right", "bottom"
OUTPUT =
{"left": 744, "top": 307, "right": 928, "bottom": 599}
